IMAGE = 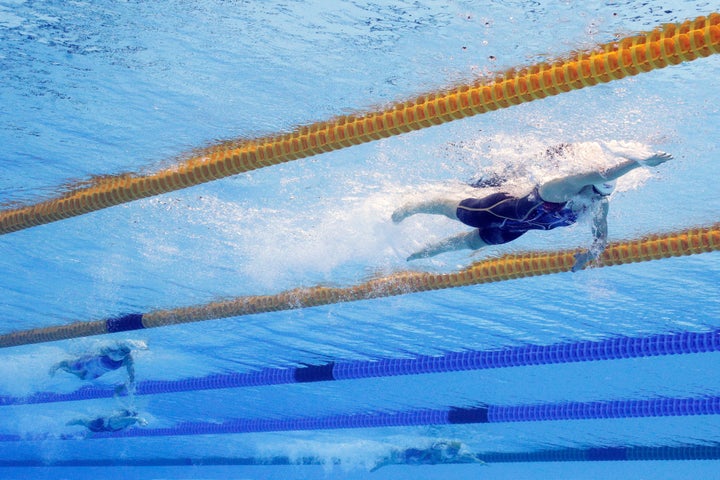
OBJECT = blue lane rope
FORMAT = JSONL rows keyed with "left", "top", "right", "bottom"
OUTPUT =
{"left": 0, "top": 457, "right": 324, "bottom": 467}
{"left": 3, "top": 329, "right": 718, "bottom": 407}
{"left": 3, "top": 395, "right": 720, "bottom": 441}
{"left": 1, "top": 444, "right": 719, "bottom": 467}
{"left": 478, "top": 444, "right": 720, "bottom": 462}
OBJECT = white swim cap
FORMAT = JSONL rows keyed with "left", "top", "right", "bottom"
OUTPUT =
{"left": 593, "top": 180, "right": 616, "bottom": 196}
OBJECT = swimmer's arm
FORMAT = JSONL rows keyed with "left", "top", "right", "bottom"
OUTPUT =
{"left": 572, "top": 198, "right": 609, "bottom": 272}
{"left": 126, "top": 357, "right": 135, "bottom": 384}
{"left": 123, "top": 356, "right": 136, "bottom": 394}
{"left": 407, "top": 231, "right": 487, "bottom": 261}
{"left": 112, "top": 357, "right": 136, "bottom": 398}
{"left": 539, "top": 152, "right": 672, "bottom": 202}
{"left": 588, "top": 198, "right": 609, "bottom": 257}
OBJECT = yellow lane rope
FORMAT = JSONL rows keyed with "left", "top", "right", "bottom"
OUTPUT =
{"left": 1, "top": 223, "right": 717, "bottom": 348}
{"left": 1, "top": 14, "right": 719, "bottom": 235}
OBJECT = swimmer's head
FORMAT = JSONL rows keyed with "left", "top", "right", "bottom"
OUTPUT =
{"left": 125, "top": 339, "right": 148, "bottom": 350}
{"left": 106, "top": 344, "right": 132, "bottom": 361}
{"left": 592, "top": 180, "right": 616, "bottom": 196}
{"left": 107, "top": 340, "right": 147, "bottom": 360}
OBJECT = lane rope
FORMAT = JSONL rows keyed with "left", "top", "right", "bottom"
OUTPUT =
{"left": 2, "top": 328, "right": 718, "bottom": 406}
{"left": 1, "top": 14, "right": 718, "bottom": 235}
{"left": 0, "top": 223, "right": 717, "bottom": 348}
{"left": 3, "top": 394, "right": 720, "bottom": 441}
{"left": 3, "top": 444, "right": 720, "bottom": 465}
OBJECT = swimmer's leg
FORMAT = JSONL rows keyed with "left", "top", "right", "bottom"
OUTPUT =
{"left": 407, "top": 230, "right": 487, "bottom": 261}
{"left": 49, "top": 361, "right": 71, "bottom": 377}
{"left": 392, "top": 198, "right": 460, "bottom": 223}
{"left": 66, "top": 418, "right": 90, "bottom": 428}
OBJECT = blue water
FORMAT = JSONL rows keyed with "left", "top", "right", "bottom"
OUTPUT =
{"left": 1, "top": 1, "right": 719, "bottom": 479}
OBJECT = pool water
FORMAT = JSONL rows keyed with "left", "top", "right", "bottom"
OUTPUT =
{"left": 0, "top": 1, "right": 719, "bottom": 479}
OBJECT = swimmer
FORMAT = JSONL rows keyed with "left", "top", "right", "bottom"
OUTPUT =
{"left": 50, "top": 340, "right": 146, "bottom": 394}
{"left": 67, "top": 409, "right": 148, "bottom": 433}
{"left": 370, "top": 440, "right": 483, "bottom": 471}
{"left": 392, "top": 146, "right": 672, "bottom": 271}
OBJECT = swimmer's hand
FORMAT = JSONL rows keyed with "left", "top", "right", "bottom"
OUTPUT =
{"left": 572, "top": 250, "right": 597, "bottom": 272}
{"left": 640, "top": 152, "right": 673, "bottom": 167}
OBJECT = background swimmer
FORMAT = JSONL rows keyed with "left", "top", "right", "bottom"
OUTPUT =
{"left": 67, "top": 409, "right": 147, "bottom": 433}
{"left": 370, "top": 440, "right": 483, "bottom": 472}
{"left": 50, "top": 340, "right": 146, "bottom": 394}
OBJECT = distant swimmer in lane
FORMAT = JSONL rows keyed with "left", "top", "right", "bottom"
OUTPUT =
{"left": 392, "top": 146, "right": 673, "bottom": 271}
{"left": 370, "top": 440, "right": 484, "bottom": 471}
{"left": 67, "top": 409, "right": 148, "bottom": 433}
{"left": 50, "top": 340, "right": 146, "bottom": 394}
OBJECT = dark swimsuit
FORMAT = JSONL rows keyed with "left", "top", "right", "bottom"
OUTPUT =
{"left": 87, "top": 418, "right": 111, "bottom": 433}
{"left": 86, "top": 411, "right": 135, "bottom": 433}
{"left": 456, "top": 187, "right": 578, "bottom": 245}
{"left": 69, "top": 355, "right": 124, "bottom": 380}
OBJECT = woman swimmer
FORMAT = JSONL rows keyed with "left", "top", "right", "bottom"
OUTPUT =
{"left": 392, "top": 147, "right": 673, "bottom": 271}
{"left": 67, "top": 409, "right": 148, "bottom": 433}
{"left": 50, "top": 340, "right": 146, "bottom": 394}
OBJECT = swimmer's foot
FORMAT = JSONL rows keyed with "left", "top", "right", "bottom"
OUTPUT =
{"left": 406, "top": 251, "right": 425, "bottom": 261}
{"left": 391, "top": 204, "right": 415, "bottom": 224}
